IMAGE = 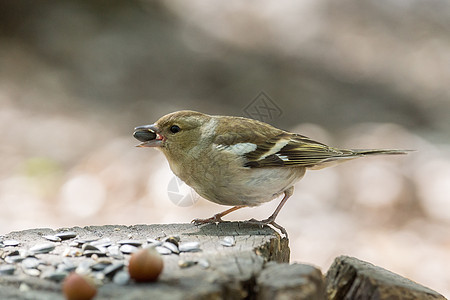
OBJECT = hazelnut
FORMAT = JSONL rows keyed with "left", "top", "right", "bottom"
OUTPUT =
{"left": 128, "top": 248, "right": 163, "bottom": 282}
{"left": 62, "top": 272, "right": 97, "bottom": 300}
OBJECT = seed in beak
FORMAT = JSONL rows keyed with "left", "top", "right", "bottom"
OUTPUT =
{"left": 133, "top": 130, "right": 157, "bottom": 142}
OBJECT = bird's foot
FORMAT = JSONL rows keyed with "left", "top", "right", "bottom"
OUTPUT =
{"left": 246, "top": 218, "right": 288, "bottom": 238}
{"left": 191, "top": 214, "right": 227, "bottom": 225}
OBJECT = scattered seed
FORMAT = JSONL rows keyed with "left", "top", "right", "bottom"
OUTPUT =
{"left": 3, "top": 240, "right": 20, "bottom": 247}
{"left": 57, "top": 261, "right": 76, "bottom": 273}
{"left": 90, "top": 238, "right": 112, "bottom": 248}
{"left": 6, "top": 250, "right": 20, "bottom": 256}
{"left": 76, "top": 261, "right": 93, "bottom": 275}
{"left": 4, "top": 255, "right": 24, "bottom": 264}
{"left": 113, "top": 271, "right": 130, "bottom": 285}
{"left": 82, "top": 244, "right": 101, "bottom": 252}
{"left": 162, "top": 242, "right": 179, "bottom": 254}
{"left": 19, "top": 283, "right": 31, "bottom": 292}
{"left": 68, "top": 241, "right": 81, "bottom": 248}
{"left": 24, "top": 268, "right": 41, "bottom": 277}
{"left": 0, "top": 265, "right": 16, "bottom": 275}
{"left": 119, "top": 244, "right": 138, "bottom": 254}
{"left": 29, "top": 243, "right": 55, "bottom": 254}
{"left": 22, "top": 257, "right": 40, "bottom": 269}
{"left": 178, "top": 260, "right": 197, "bottom": 268}
{"left": 165, "top": 236, "right": 180, "bottom": 247}
{"left": 41, "top": 271, "right": 67, "bottom": 282}
{"left": 220, "top": 236, "right": 236, "bottom": 247}
{"left": 117, "top": 239, "right": 142, "bottom": 247}
{"left": 55, "top": 231, "right": 77, "bottom": 240}
{"left": 103, "top": 262, "right": 124, "bottom": 278}
{"left": 73, "top": 236, "right": 100, "bottom": 246}
{"left": 179, "top": 242, "right": 201, "bottom": 252}
{"left": 198, "top": 258, "right": 210, "bottom": 269}
{"left": 91, "top": 261, "right": 112, "bottom": 271}
{"left": 43, "top": 235, "right": 62, "bottom": 242}
{"left": 147, "top": 238, "right": 161, "bottom": 245}
{"left": 155, "top": 246, "right": 172, "bottom": 255}
{"left": 83, "top": 250, "right": 107, "bottom": 257}
{"left": 94, "top": 272, "right": 105, "bottom": 281}
{"left": 107, "top": 245, "right": 122, "bottom": 258}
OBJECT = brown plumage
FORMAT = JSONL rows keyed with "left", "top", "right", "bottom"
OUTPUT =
{"left": 134, "top": 110, "right": 409, "bottom": 236}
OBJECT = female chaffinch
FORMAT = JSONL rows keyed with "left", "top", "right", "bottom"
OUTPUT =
{"left": 134, "top": 110, "right": 407, "bottom": 235}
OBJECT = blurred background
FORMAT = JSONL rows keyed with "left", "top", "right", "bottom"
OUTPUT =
{"left": 1, "top": 0, "right": 449, "bottom": 296}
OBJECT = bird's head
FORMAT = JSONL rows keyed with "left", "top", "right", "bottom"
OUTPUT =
{"left": 133, "top": 110, "right": 213, "bottom": 155}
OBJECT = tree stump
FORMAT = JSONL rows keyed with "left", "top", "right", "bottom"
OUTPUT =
{"left": 326, "top": 256, "right": 446, "bottom": 300}
{"left": 0, "top": 223, "right": 446, "bottom": 299}
{"left": 0, "top": 222, "right": 299, "bottom": 299}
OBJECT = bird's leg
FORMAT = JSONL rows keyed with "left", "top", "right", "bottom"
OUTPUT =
{"left": 192, "top": 205, "right": 246, "bottom": 225}
{"left": 247, "top": 186, "right": 294, "bottom": 237}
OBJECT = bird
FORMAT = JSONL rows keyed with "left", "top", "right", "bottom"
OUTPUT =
{"left": 133, "top": 110, "right": 408, "bottom": 236}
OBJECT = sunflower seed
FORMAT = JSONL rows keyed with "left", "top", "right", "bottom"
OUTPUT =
{"left": 113, "top": 271, "right": 130, "bottom": 285}
{"left": 179, "top": 242, "right": 201, "bottom": 252}
{"left": 22, "top": 257, "right": 40, "bottom": 269}
{"left": 165, "top": 236, "right": 180, "bottom": 247}
{"left": 147, "top": 238, "right": 161, "bottom": 245}
{"left": 106, "top": 245, "right": 122, "bottom": 258}
{"left": 29, "top": 243, "right": 55, "bottom": 254}
{"left": 178, "top": 260, "right": 197, "bottom": 268}
{"left": 76, "top": 260, "right": 93, "bottom": 275}
{"left": 119, "top": 244, "right": 138, "bottom": 254}
{"left": 57, "top": 261, "right": 76, "bottom": 273}
{"left": 0, "top": 265, "right": 16, "bottom": 275}
{"left": 155, "top": 246, "right": 172, "bottom": 255}
{"left": 69, "top": 241, "right": 81, "bottom": 248}
{"left": 103, "top": 262, "right": 124, "bottom": 278}
{"left": 3, "top": 240, "right": 20, "bottom": 247}
{"left": 94, "top": 272, "right": 105, "bottom": 281}
{"left": 198, "top": 258, "right": 210, "bottom": 269}
{"left": 42, "top": 271, "right": 67, "bottom": 282}
{"left": 55, "top": 231, "right": 77, "bottom": 240}
{"left": 91, "top": 261, "right": 112, "bottom": 271}
{"left": 162, "top": 242, "right": 179, "bottom": 254}
{"left": 117, "top": 239, "right": 142, "bottom": 247}
{"left": 24, "top": 268, "right": 41, "bottom": 277}
{"left": 5, "top": 255, "right": 24, "bottom": 264}
{"left": 133, "top": 130, "right": 156, "bottom": 142}
{"left": 82, "top": 244, "right": 101, "bottom": 252}
{"left": 83, "top": 250, "right": 107, "bottom": 257}
{"left": 90, "top": 238, "right": 111, "bottom": 248}
{"left": 19, "top": 283, "right": 30, "bottom": 292}
{"left": 220, "top": 236, "right": 235, "bottom": 247}
{"left": 43, "top": 235, "right": 62, "bottom": 242}
{"left": 5, "top": 250, "right": 20, "bottom": 256}
{"left": 73, "top": 236, "right": 100, "bottom": 246}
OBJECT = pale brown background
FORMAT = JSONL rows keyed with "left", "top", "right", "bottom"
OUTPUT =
{"left": 1, "top": 0, "right": 449, "bottom": 296}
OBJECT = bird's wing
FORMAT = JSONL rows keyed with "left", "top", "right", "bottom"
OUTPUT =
{"left": 243, "top": 133, "right": 355, "bottom": 168}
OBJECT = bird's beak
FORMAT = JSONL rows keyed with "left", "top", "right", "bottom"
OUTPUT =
{"left": 133, "top": 124, "right": 164, "bottom": 147}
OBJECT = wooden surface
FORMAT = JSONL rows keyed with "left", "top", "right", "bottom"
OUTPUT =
{"left": 1, "top": 224, "right": 446, "bottom": 299}
{"left": 326, "top": 256, "right": 446, "bottom": 300}
{"left": 0, "top": 222, "right": 292, "bottom": 299}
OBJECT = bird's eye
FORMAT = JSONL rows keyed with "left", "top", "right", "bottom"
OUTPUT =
{"left": 170, "top": 125, "right": 181, "bottom": 133}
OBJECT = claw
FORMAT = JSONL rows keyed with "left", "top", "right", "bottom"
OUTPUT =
{"left": 245, "top": 218, "right": 288, "bottom": 238}
{"left": 191, "top": 215, "right": 224, "bottom": 225}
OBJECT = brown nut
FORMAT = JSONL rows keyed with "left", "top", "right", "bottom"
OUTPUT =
{"left": 62, "top": 272, "right": 97, "bottom": 300}
{"left": 128, "top": 247, "right": 163, "bottom": 282}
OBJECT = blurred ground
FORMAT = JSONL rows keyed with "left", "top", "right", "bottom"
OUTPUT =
{"left": 0, "top": 0, "right": 449, "bottom": 297}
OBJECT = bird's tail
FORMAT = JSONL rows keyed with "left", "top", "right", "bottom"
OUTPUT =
{"left": 350, "top": 149, "right": 412, "bottom": 156}
{"left": 308, "top": 149, "right": 412, "bottom": 170}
